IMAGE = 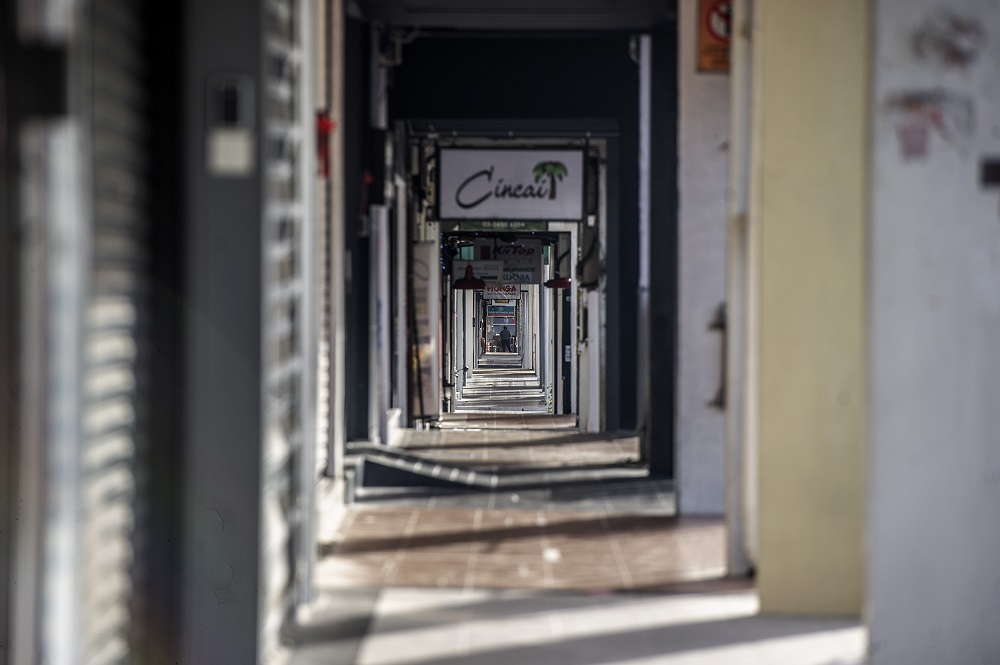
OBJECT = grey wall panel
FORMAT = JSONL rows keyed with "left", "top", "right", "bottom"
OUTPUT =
{"left": 647, "top": 24, "right": 678, "bottom": 476}
{"left": 343, "top": 17, "right": 372, "bottom": 441}
{"left": 1, "top": 3, "right": 19, "bottom": 660}
{"left": 181, "top": 0, "right": 265, "bottom": 661}
{"left": 182, "top": 0, "right": 316, "bottom": 659}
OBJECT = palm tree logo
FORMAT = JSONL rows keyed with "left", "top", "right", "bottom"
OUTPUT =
{"left": 533, "top": 161, "right": 568, "bottom": 200}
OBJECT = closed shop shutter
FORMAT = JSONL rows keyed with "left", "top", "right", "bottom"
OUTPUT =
{"left": 25, "top": 0, "right": 153, "bottom": 662}
{"left": 261, "top": 0, "right": 318, "bottom": 658}
{"left": 76, "top": 1, "right": 151, "bottom": 662}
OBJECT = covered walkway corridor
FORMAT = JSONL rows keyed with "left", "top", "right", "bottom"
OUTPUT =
{"left": 455, "top": 353, "right": 548, "bottom": 414}
{"left": 291, "top": 400, "right": 860, "bottom": 664}
{"left": 292, "top": 406, "right": 860, "bottom": 665}
{"left": 3, "top": 0, "right": 999, "bottom": 664}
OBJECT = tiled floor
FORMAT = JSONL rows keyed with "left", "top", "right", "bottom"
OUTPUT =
{"left": 292, "top": 588, "right": 866, "bottom": 665}
{"left": 437, "top": 413, "right": 578, "bottom": 430}
{"left": 318, "top": 506, "right": 725, "bottom": 592}
{"left": 294, "top": 474, "right": 867, "bottom": 664}
{"left": 354, "top": 476, "right": 676, "bottom": 514}
{"left": 395, "top": 428, "right": 642, "bottom": 471}
{"left": 395, "top": 404, "right": 642, "bottom": 477}
{"left": 293, "top": 404, "right": 867, "bottom": 665}
{"left": 358, "top": 589, "right": 865, "bottom": 665}
{"left": 456, "top": 355, "right": 548, "bottom": 413}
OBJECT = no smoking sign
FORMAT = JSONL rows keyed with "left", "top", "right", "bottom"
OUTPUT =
{"left": 707, "top": 0, "right": 731, "bottom": 41}
{"left": 698, "top": 0, "right": 731, "bottom": 72}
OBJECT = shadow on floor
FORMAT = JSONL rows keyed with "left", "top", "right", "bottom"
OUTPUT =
{"left": 295, "top": 588, "right": 864, "bottom": 665}
{"left": 321, "top": 513, "right": 713, "bottom": 557}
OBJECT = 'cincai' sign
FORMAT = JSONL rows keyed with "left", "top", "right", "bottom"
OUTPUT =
{"left": 438, "top": 148, "right": 584, "bottom": 221}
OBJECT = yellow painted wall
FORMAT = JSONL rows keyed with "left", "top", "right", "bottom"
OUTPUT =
{"left": 751, "top": 0, "right": 868, "bottom": 615}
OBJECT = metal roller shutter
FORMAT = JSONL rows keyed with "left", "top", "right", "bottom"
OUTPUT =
{"left": 21, "top": 0, "right": 152, "bottom": 662}
{"left": 261, "top": 0, "right": 318, "bottom": 658}
{"left": 77, "top": 1, "right": 151, "bottom": 662}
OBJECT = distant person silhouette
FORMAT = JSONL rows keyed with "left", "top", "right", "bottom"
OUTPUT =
{"left": 500, "top": 326, "right": 512, "bottom": 352}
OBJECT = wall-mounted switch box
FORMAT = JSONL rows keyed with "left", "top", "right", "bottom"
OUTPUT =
{"left": 206, "top": 75, "right": 255, "bottom": 177}
{"left": 980, "top": 158, "right": 1000, "bottom": 188}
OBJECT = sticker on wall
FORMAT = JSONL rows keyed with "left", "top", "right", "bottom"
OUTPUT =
{"left": 885, "top": 90, "right": 974, "bottom": 161}
{"left": 913, "top": 8, "right": 986, "bottom": 69}
{"left": 697, "top": 0, "right": 731, "bottom": 73}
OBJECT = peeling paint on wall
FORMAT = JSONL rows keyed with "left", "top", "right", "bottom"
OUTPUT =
{"left": 913, "top": 8, "right": 987, "bottom": 68}
{"left": 885, "top": 90, "right": 974, "bottom": 160}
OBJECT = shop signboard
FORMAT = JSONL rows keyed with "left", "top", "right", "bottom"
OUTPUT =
{"left": 410, "top": 242, "right": 439, "bottom": 418}
{"left": 452, "top": 260, "right": 502, "bottom": 283}
{"left": 438, "top": 148, "right": 584, "bottom": 221}
{"left": 472, "top": 240, "right": 542, "bottom": 284}
{"left": 457, "top": 221, "right": 547, "bottom": 232}
{"left": 483, "top": 284, "right": 520, "bottom": 300}
{"left": 502, "top": 258, "right": 540, "bottom": 284}
{"left": 474, "top": 238, "right": 541, "bottom": 260}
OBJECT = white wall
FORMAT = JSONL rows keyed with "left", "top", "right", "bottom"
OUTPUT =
{"left": 869, "top": 0, "right": 1000, "bottom": 660}
{"left": 676, "top": 0, "right": 730, "bottom": 515}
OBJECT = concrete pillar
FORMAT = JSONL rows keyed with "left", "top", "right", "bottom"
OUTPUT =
{"left": 752, "top": 0, "right": 869, "bottom": 615}
{"left": 181, "top": 0, "right": 264, "bottom": 659}
{"left": 676, "top": 0, "right": 730, "bottom": 515}
{"left": 868, "top": 1, "right": 1000, "bottom": 661}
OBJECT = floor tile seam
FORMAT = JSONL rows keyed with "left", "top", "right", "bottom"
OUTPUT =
{"left": 463, "top": 508, "right": 484, "bottom": 593}
{"left": 598, "top": 483, "right": 616, "bottom": 515}
{"left": 380, "top": 509, "right": 421, "bottom": 586}
{"left": 606, "top": 526, "right": 636, "bottom": 589}
{"left": 537, "top": 509, "right": 557, "bottom": 589}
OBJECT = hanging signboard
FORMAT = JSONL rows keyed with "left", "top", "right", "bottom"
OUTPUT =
{"left": 438, "top": 148, "right": 585, "bottom": 221}
{"left": 483, "top": 284, "right": 520, "bottom": 300}
{"left": 410, "top": 242, "right": 440, "bottom": 419}
{"left": 473, "top": 239, "right": 543, "bottom": 284}
{"left": 458, "top": 221, "right": 547, "bottom": 232}
{"left": 697, "top": 0, "right": 731, "bottom": 72}
{"left": 502, "top": 258, "right": 541, "bottom": 284}
{"left": 473, "top": 238, "right": 541, "bottom": 260}
{"left": 452, "top": 260, "right": 502, "bottom": 283}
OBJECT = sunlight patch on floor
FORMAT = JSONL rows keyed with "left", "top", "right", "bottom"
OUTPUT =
{"left": 354, "top": 589, "right": 865, "bottom": 665}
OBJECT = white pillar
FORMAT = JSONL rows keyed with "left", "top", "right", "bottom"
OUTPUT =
{"left": 869, "top": 1, "right": 1000, "bottom": 660}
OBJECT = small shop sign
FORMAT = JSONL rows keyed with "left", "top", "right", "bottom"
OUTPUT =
{"left": 457, "top": 221, "right": 547, "bottom": 232}
{"left": 438, "top": 148, "right": 584, "bottom": 221}
{"left": 697, "top": 0, "right": 731, "bottom": 72}
{"left": 483, "top": 284, "right": 520, "bottom": 300}
{"left": 502, "top": 258, "right": 541, "bottom": 284}
{"left": 453, "top": 260, "right": 502, "bottom": 283}
{"left": 472, "top": 239, "right": 543, "bottom": 284}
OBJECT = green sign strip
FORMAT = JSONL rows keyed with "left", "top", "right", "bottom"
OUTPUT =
{"left": 457, "top": 221, "right": 547, "bottom": 232}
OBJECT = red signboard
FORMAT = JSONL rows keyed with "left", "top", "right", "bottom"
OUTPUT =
{"left": 697, "top": 0, "right": 731, "bottom": 73}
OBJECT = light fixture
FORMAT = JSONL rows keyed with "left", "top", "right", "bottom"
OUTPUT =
{"left": 545, "top": 242, "right": 572, "bottom": 289}
{"left": 453, "top": 264, "right": 486, "bottom": 290}
{"left": 544, "top": 276, "right": 572, "bottom": 289}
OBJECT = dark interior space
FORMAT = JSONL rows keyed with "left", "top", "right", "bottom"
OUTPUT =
{"left": 388, "top": 34, "right": 642, "bottom": 432}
